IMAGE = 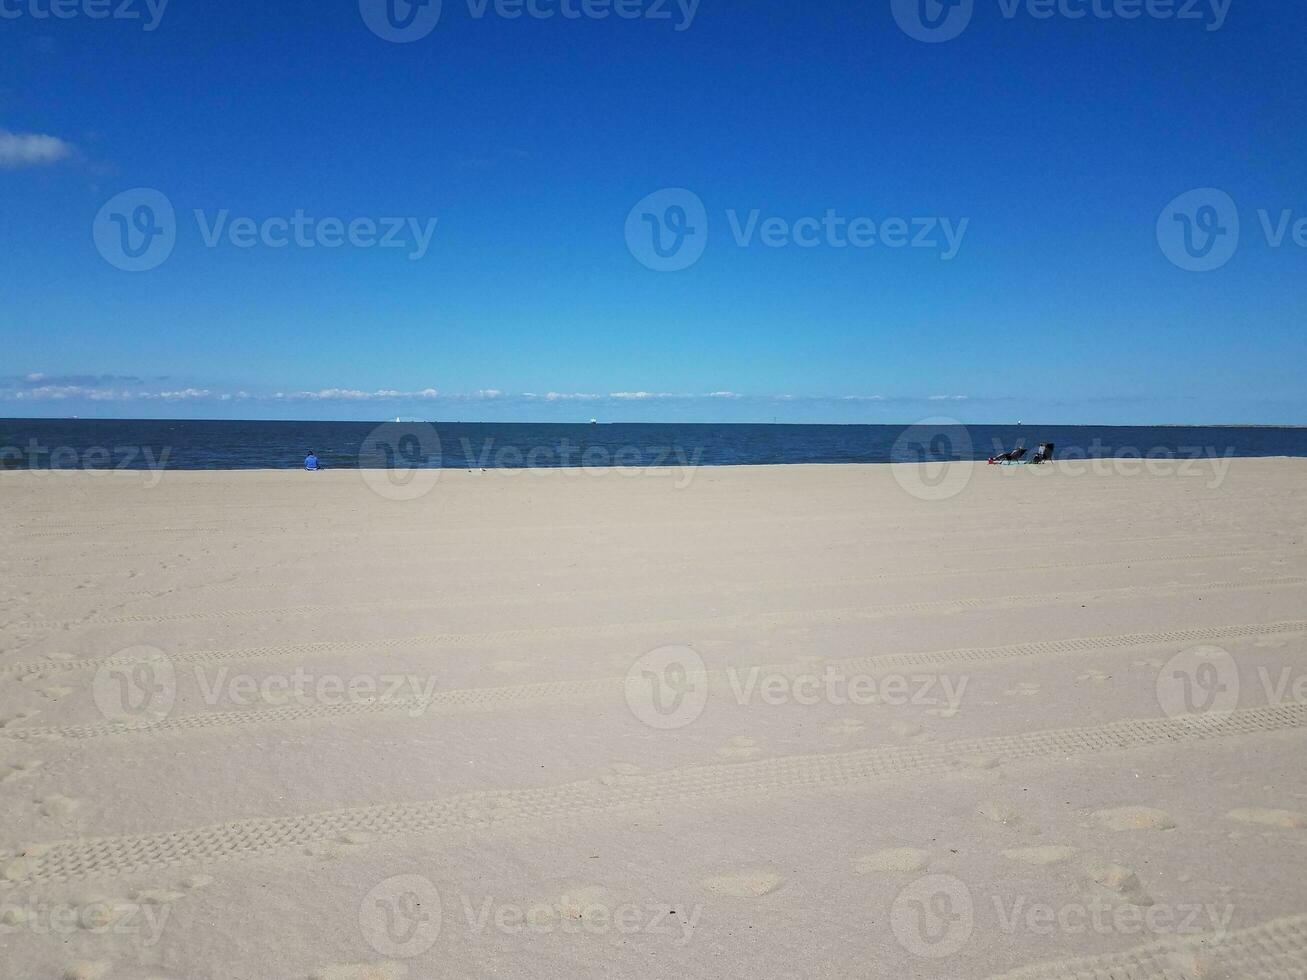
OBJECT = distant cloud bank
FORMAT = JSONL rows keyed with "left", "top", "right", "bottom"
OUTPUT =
{"left": 2, "top": 376, "right": 973, "bottom": 407}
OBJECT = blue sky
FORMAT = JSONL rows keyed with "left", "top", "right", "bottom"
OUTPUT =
{"left": 2, "top": 0, "right": 1304, "bottom": 423}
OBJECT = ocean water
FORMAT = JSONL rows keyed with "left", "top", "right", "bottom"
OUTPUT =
{"left": 1, "top": 419, "right": 1305, "bottom": 470}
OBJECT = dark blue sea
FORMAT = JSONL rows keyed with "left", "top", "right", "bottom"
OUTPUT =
{"left": 2, "top": 419, "right": 1306, "bottom": 470}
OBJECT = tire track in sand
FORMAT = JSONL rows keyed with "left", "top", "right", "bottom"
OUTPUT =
{"left": 986, "top": 911, "right": 1307, "bottom": 980}
{"left": 3, "top": 618, "right": 1304, "bottom": 742}
{"left": 4, "top": 608, "right": 1304, "bottom": 683}
{"left": 4, "top": 527, "right": 1280, "bottom": 589}
{"left": 6, "top": 574, "right": 1306, "bottom": 634}
{"left": 3, "top": 702, "right": 1304, "bottom": 886}
{"left": 6, "top": 545, "right": 1291, "bottom": 609}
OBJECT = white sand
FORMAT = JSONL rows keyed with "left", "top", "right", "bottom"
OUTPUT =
{"left": 2, "top": 459, "right": 1306, "bottom": 979}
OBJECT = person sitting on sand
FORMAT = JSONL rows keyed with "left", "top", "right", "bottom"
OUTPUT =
{"left": 305, "top": 451, "right": 319, "bottom": 471}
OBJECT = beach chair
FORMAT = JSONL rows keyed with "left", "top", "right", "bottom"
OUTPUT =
{"left": 1032, "top": 443, "right": 1054, "bottom": 464}
{"left": 1008, "top": 447, "right": 1028, "bottom": 462}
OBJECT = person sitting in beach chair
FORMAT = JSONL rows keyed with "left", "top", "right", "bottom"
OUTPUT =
{"left": 988, "top": 445, "right": 1026, "bottom": 464}
{"left": 305, "top": 451, "right": 319, "bottom": 471}
{"left": 1031, "top": 443, "right": 1055, "bottom": 465}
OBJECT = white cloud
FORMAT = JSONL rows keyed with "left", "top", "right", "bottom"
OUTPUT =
{"left": 609, "top": 391, "right": 690, "bottom": 400}
{"left": 14, "top": 385, "right": 78, "bottom": 400}
{"left": 1, "top": 381, "right": 441, "bottom": 404}
{"left": 0, "top": 129, "right": 73, "bottom": 169}
{"left": 0, "top": 379, "right": 978, "bottom": 407}
{"left": 310, "top": 389, "right": 370, "bottom": 400}
{"left": 147, "top": 389, "right": 212, "bottom": 401}
{"left": 292, "top": 388, "right": 440, "bottom": 401}
{"left": 9, "top": 384, "right": 202, "bottom": 402}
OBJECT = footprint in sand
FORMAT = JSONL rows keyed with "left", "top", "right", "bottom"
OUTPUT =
{"left": 130, "top": 887, "right": 186, "bottom": 905}
{"left": 62, "top": 963, "right": 112, "bottom": 980}
{"left": 1132, "top": 658, "right": 1165, "bottom": 669}
{"left": 311, "top": 965, "right": 408, "bottom": 980}
{"left": 717, "top": 736, "right": 763, "bottom": 760}
{"left": 1004, "top": 683, "right": 1041, "bottom": 698}
{"left": 889, "top": 721, "right": 924, "bottom": 739}
{"left": 1076, "top": 669, "right": 1112, "bottom": 684}
{"left": 4, "top": 843, "right": 54, "bottom": 881}
{"left": 1091, "top": 806, "right": 1176, "bottom": 832}
{"left": 38, "top": 794, "right": 82, "bottom": 819}
{"left": 1079, "top": 858, "right": 1153, "bottom": 906}
{"left": 925, "top": 705, "right": 960, "bottom": 718}
{"left": 1164, "top": 950, "right": 1215, "bottom": 978}
{"left": 542, "top": 886, "right": 611, "bottom": 922}
{"left": 598, "top": 762, "right": 644, "bottom": 787}
{"left": 0, "top": 710, "right": 41, "bottom": 729}
{"left": 40, "top": 686, "right": 75, "bottom": 701}
{"left": 957, "top": 754, "right": 1001, "bottom": 771}
{"left": 700, "top": 871, "right": 784, "bottom": 898}
{"left": 1227, "top": 808, "right": 1307, "bottom": 829}
{"left": 71, "top": 896, "right": 133, "bottom": 931}
{"left": 977, "top": 800, "right": 1021, "bottom": 826}
{"left": 304, "top": 832, "right": 377, "bottom": 860}
{"left": 0, "top": 761, "right": 44, "bottom": 784}
{"left": 1253, "top": 636, "right": 1288, "bottom": 650}
{"left": 853, "top": 848, "right": 930, "bottom": 874}
{"left": 1003, "top": 846, "right": 1076, "bottom": 866}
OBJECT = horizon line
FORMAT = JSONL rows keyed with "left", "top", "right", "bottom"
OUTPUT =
{"left": 3, "top": 416, "right": 1306, "bottom": 429}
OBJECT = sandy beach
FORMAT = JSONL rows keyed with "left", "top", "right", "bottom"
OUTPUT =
{"left": 2, "top": 458, "right": 1306, "bottom": 979}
